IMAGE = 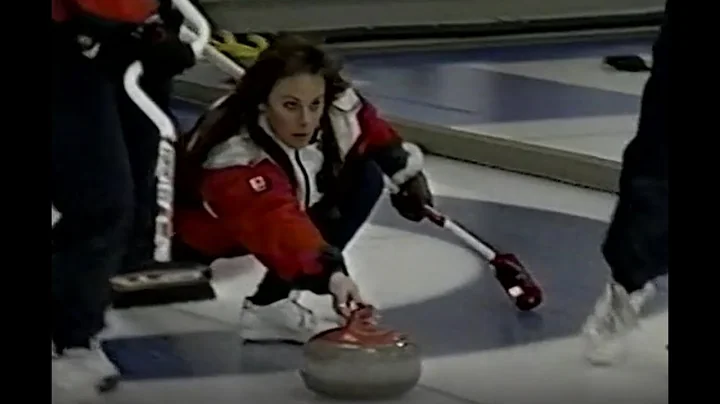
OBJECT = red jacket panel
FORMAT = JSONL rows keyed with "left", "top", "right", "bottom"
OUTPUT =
{"left": 175, "top": 161, "right": 329, "bottom": 281}
{"left": 53, "top": 0, "right": 159, "bottom": 23}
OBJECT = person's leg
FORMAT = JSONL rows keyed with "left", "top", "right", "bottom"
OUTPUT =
{"left": 309, "top": 160, "right": 387, "bottom": 251}
{"left": 241, "top": 159, "right": 385, "bottom": 342}
{"left": 51, "top": 29, "right": 133, "bottom": 397}
{"left": 115, "top": 76, "right": 175, "bottom": 273}
{"left": 582, "top": 0, "right": 671, "bottom": 365}
{"left": 602, "top": 14, "right": 669, "bottom": 292}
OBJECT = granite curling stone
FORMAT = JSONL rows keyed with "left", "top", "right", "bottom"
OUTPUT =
{"left": 299, "top": 305, "right": 422, "bottom": 400}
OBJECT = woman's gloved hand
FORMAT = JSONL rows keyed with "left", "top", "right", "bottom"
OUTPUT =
{"left": 391, "top": 172, "right": 433, "bottom": 222}
{"left": 328, "top": 272, "right": 365, "bottom": 318}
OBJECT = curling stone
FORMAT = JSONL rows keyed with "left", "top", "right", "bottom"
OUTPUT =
{"left": 300, "top": 306, "right": 422, "bottom": 400}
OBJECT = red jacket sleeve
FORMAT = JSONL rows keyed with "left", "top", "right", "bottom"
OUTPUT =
{"left": 53, "top": 0, "right": 159, "bottom": 23}
{"left": 356, "top": 101, "right": 403, "bottom": 151}
{"left": 201, "top": 161, "right": 331, "bottom": 281}
{"left": 355, "top": 100, "right": 424, "bottom": 185}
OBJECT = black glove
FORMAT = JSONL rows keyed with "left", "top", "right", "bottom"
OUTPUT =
{"left": 64, "top": 16, "right": 194, "bottom": 80}
{"left": 137, "top": 22, "right": 196, "bottom": 80}
{"left": 391, "top": 173, "right": 433, "bottom": 222}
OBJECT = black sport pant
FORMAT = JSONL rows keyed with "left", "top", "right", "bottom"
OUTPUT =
{"left": 51, "top": 27, "right": 171, "bottom": 350}
{"left": 602, "top": 1, "right": 671, "bottom": 293}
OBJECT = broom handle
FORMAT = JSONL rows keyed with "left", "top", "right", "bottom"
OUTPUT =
{"left": 421, "top": 205, "right": 497, "bottom": 261}
{"left": 385, "top": 180, "right": 497, "bottom": 261}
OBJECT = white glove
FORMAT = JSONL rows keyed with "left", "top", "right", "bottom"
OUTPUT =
{"left": 328, "top": 272, "right": 365, "bottom": 318}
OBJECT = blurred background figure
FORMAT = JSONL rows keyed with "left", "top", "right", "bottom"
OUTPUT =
{"left": 52, "top": 0, "right": 196, "bottom": 401}
{"left": 582, "top": 0, "right": 671, "bottom": 365}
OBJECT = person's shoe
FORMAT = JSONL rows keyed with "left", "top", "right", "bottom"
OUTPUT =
{"left": 582, "top": 281, "right": 656, "bottom": 366}
{"left": 238, "top": 296, "right": 319, "bottom": 344}
{"left": 52, "top": 341, "right": 120, "bottom": 403}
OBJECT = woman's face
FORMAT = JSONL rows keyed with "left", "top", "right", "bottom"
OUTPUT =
{"left": 264, "top": 73, "right": 326, "bottom": 149}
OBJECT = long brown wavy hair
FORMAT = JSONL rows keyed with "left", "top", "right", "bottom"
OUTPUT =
{"left": 176, "top": 34, "right": 350, "bottom": 206}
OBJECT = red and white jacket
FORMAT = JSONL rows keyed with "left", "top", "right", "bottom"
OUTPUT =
{"left": 174, "top": 88, "right": 424, "bottom": 281}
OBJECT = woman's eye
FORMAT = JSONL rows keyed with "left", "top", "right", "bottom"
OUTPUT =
{"left": 283, "top": 101, "right": 299, "bottom": 110}
{"left": 309, "top": 100, "right": 322, "bottom": 111}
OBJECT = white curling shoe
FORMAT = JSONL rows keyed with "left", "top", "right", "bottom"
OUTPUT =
{"left": 582, "top": 280, "right": 656, "bottom": 366}
{"left": 52, "top": 341, "right": 120, "bottom": 403}
{"left": 238, "top": 294, "right": 320, "bottom": 344}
